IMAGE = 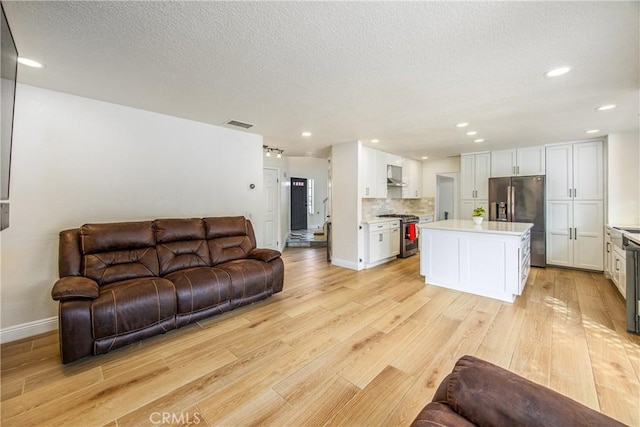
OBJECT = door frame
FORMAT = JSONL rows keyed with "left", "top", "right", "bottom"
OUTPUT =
{"left": 263, "top": 167, "right": 281, "bottom": 251}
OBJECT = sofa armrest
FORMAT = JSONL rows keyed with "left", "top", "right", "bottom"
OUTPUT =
{"left": 52, "top": 277, "right": 100, "bottom": 301}
{"left": 441, "top": 355, "right": 625, "bottom": 427}
{"left": 248, "top": 248, "right": 281, "bottom": 263}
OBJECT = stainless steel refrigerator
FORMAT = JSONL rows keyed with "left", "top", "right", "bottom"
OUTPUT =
{"left": 489, "top": 176, "right": 545, "bottom": 267}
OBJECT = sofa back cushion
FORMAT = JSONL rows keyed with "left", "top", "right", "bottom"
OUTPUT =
{"left": 204, "top": 216, "right": 255, "bottom": 265}
{"left": 80, "top": 221, "right": 159, "bottom": 286}
{"left": 155, "top": 218, "right": 211, "bottom": 275}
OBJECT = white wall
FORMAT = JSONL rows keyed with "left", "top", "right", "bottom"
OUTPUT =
{"left": 264, "top": 155, "right": 290, "bottom": 251}
{"left": 289, "top": 156, "right": 329, "bottom": 230}
{"left": 1, "top": 84, "right": 264, "bottom": 335}
{"left": 422, "top": 157, "right": 460, "bottom": 198}
{"left": 330, "top": 141, "right": 361, "bottom": 270}
{"left": 607, "top": 132, "right": 640, "bottom": 225}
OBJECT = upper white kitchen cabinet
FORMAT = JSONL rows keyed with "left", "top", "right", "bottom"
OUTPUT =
{"left": 546, "top": 140, "right": 603, "bottom": 201}
{"left": 361, "top": 146, "right": 387, "bottom": 198}
{"left": 461, "top": 152, "right": 491, "bottom": 200}
{"left": 387, "top": 153, "right": 403, "bottom": 167}
{"left": 402, "top": 158, "right": 422, "bottom": 199}
{"left": 491, "top": 146, "right": 545, "bottom": 177}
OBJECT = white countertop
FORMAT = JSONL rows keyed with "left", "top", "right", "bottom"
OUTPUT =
{"left": 419, "top": 219, "right": 533, "bottom": 236}
{"left": 361, "top": 217, "right": 401, "bottom": 225}
{"left": 608, "top": 224, "right": 640, "bottom": 245}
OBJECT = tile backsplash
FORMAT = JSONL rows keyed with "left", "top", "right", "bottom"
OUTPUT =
{"left": 362, "top": 197, "right": 434, "bottom": 219}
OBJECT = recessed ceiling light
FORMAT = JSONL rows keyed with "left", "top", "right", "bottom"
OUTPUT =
{"left": 596, "top": 104, "right": 616, "bottom": 111}
{"left": 456, "top": 122, "right": 469, "bottom": 128}
{"left": 18, "top": 57, "right": 44, "bottom": 68}
{"left": 586, "top": 129, "right": 600, "bottom": 134}
{"left": 371, "top": 139, "right": 379, "bottom": 143}
{"left": 421, "top": 156, "right": 429, "bottom": 160}
{"left": 545, "top": 67, "right": 571, "bottom": 77}
{"left": 301, "top": 131, "right": 312, "bottom": 137}
{"left": 466, "top": 131, "right": 477, "bottom": 136}
{"left": 474, "top": 139, "right": 484, "bottom": 143}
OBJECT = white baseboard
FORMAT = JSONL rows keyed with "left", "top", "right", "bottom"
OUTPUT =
{"left": 331, "top": 258, "right": 362, "bottom": 271}
{"left": 0, "top": 316, "right": 57, "bottom": 344}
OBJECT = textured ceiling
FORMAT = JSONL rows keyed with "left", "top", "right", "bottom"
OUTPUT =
{"left": 3, "top": 1, "right": 639, "bottom": 159}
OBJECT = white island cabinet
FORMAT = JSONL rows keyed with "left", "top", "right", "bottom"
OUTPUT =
{"left": 419, "top": 220, "right": 533, "bottom": 303}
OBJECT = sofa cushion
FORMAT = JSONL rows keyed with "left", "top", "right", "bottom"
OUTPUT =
{"left": 204, "top": 216, "right": 254, "bottom": 264}
{"left": 216, "top": 259, "right": 274, "bottom": 307}
{"left": 165, "top": 267, "right": 232, "bottom": 316}
{"left": 155, "top": 218, "right": 210, "bottom": 275}
{"left": 81, "top": 222, "right": 159, "bottom": 285}
{"left": 91, "top": 277, "right": 176, "bottom": 341}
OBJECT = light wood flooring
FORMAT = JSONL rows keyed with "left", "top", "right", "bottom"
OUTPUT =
{"left": 1, "top": 247, "right": 639, "bottom": 426}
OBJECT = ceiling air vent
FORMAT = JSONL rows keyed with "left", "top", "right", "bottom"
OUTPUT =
{"left": 224, "top": 119, "right": 254, "bottom": 129}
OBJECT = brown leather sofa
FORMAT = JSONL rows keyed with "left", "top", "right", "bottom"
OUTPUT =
{"left": 411, "top": 355, "right": 625, "bottom": 426}
{"left": 51, "top": 216, "right": 284, "bottom": 364}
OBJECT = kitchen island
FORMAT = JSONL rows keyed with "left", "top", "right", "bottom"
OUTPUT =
{"left": 419, "top": 220, "right": 533, "bottom": 303}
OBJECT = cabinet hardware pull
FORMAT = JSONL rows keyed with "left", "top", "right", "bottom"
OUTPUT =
{"left": 574, "top": 188, "right": 577, "bottom": 197}
{"left": 517, "top": 166, "right": 520, "bottom": 175}
{"left": 607, "top": 242, "right": 610, "bottom": 252}
{"left": 569, "top": 188, "right": 572, "bottom": 197}
{"left": 569, "top": 228, "right": 572, "bottom": 240}
{"left": 379, "top": 234, "right": 383, "bottom": 242}
{"left": 574, "top": 228, "right": 577, "bottom": 240}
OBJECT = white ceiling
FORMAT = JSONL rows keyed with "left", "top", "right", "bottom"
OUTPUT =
{"left": 4, "top": 1, "right": 639, "bottom": 159}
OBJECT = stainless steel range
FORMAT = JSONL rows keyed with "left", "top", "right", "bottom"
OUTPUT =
{"left": 377, "top": 214, "right": 419, "bottom": 258}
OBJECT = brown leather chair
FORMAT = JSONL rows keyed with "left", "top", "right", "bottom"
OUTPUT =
{"left": 52, "top": 216, "right": 284, "bottom": 364}
{"left": 411, "top": 355, "right": 625, "bottom": 426}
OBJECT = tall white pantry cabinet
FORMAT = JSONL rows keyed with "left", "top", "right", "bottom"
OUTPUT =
{"left": 545, "top": 140, "right": 604, "bottom": 270}
{"left": 460, "top": 152, "right": 490, "bottom": 220}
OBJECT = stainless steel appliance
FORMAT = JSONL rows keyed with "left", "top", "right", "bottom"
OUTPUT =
{"left": 489, "top": 175, "right": 545, "bottom": 267}
{"left": 620, "top": 228, "right": 640, "bottom": 335}
{"left": 378, "top": 214, "right": 419, "bottom": 258}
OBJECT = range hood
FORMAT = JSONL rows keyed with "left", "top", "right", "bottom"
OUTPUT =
{"left": 387, "top": 165, "right": 407, "bottom": 187}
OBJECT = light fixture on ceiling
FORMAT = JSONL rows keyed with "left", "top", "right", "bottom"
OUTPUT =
{"left": 474, "top": 139, "right": 484, "bottom": 143}
{"left": 421, "top": 156, "right": 429, "bottom": 160}
{"left": 545, "top": 66, "right": 571, "bottom": 77}
{"left": 456, "top": 123, "right": 469, "bottom": 128}
{"left": 596, "top": 104, "right": 616, "bottom": 111}
{"left": 301, "top": 131, "right": 312, "bottom": 137}
{"left": 263, "top": 145, "right": 284, "bottom": 159}
{"left": 371, "top": 139, "right": 379, "bottom": 143}
{"left": 18, "top": 57, "right": 44, "bottom": 68}
{"left": 466, "top": 131, "right": 477, "bottom": 136}
{"left": 586, "top": 129, "right": 600, "bottom": 134}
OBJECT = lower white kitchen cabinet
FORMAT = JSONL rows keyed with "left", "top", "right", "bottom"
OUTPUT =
{"left": 365, "top": 219, "right": 400, "bottom": 267}
{"left": 546, "top": 200, "right": 603, "bottom": 270}
{"left": 612, "top": 245, "right": 626, "bottom": 298}
{"left": 605, "top": 227, "right": 613, "bottom": 278}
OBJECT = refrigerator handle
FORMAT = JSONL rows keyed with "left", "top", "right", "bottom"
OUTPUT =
{"left": 507, "top": 185, "right": 511, "bottom": 221}
{"left": 510, "top": 185, "right": 515, "bottom": 222}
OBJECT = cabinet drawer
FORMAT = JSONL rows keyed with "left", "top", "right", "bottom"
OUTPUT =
{"left": 369, "top": 222, "right": 390, "bottom": 232}
{"left": 389, "top": 220, "right": 400, "bottom": 229}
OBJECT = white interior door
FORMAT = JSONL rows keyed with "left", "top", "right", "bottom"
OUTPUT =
{"left": 263, "top": 168, "right": 279, "bottom": 250}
